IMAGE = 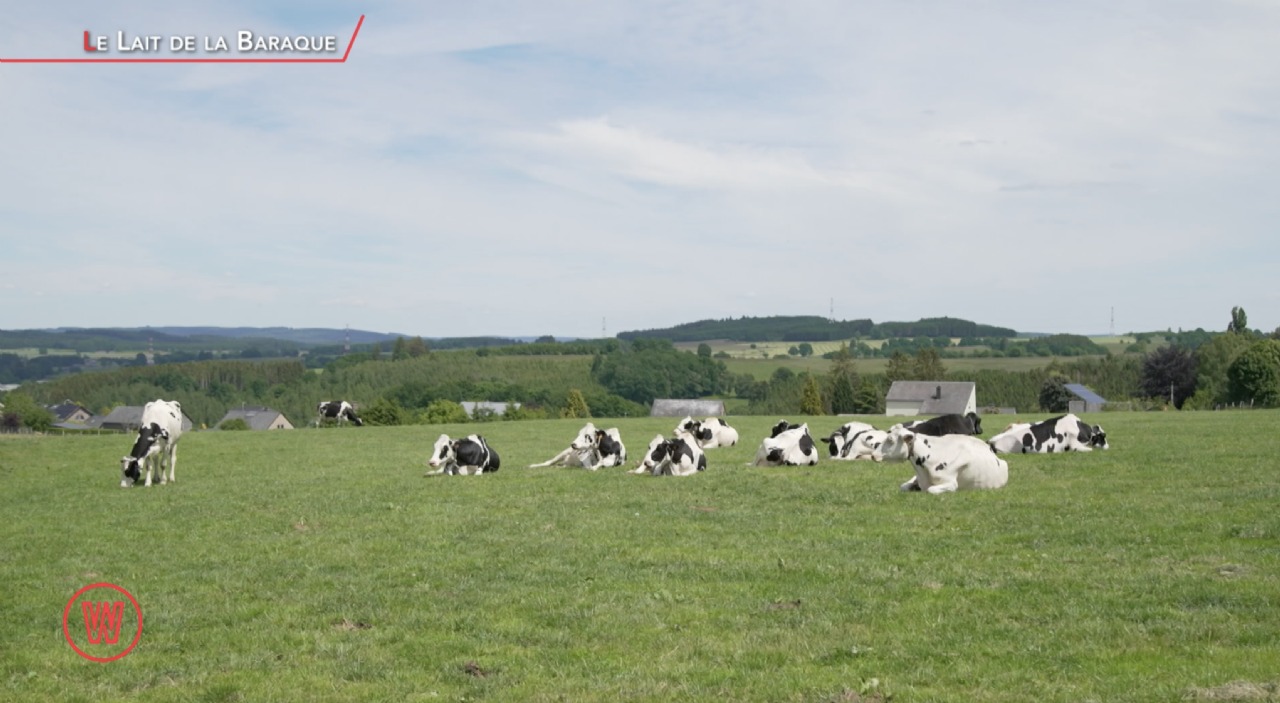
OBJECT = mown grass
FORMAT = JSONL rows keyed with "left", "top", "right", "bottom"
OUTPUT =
{"left": 1, "top": 412, "right": 1278, "bottom": 702}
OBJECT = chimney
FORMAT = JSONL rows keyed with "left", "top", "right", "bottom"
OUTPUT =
{"left": 934, "top": 385, "right": 942, "bottom": 400}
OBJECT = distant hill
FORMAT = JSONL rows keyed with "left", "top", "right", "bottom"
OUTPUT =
{"left": 148, "top": 327, "right": 402, "bottom": 345}
{"left": 617, "top": 316, "right": 1018, "bottom": 343}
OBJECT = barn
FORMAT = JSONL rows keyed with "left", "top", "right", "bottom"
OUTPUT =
{"left": 96, "top": 405, "right": 196, "bottom": 432}
{"left": 650, "top": 399, "right": 727, "bottom": 418}
{"left": 217, "top": 407, "right": 294, "bottom": 430}
{"left": 885, "top": 381, "right": 977, "bottom": 417}
{"left": 1065, "top": 384, "right": 1108, "bottom": 413}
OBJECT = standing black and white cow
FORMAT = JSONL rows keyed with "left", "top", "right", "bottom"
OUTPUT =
{"left": 120, "top": 399, "right": 184, "bottom": 488}
{"left": 528, "top": 422, "right": 626, "bottom": 470}
{"left": 675, "top": 416, "right": 739, "bottom": 449}
{"left": 901, "top": 412, "right": 983, "bottom": 437}
{"left": 426, "top": 434, "right": 501, "bottom": 475}
{"left": 987, "top": 414, "right": 1109, "bottom": 453}
{"left": 633, "top": 432, "right": 707, "bottom": 476}
{"left": 316, "top": 400, "right": 363, "bottom": 427}
{"left": 751, "top": 423, "right": 820, "bottom": 466}
{"left": 820, "top": 421, "right": 876, "bottom": 457}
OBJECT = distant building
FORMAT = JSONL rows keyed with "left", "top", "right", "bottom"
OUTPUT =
{"left": 885, "top": 381, "right": 977, "bottom": 417}
{"left": 96, "top": 405, "right": 196, "bottom": 432}
{"left": 460, "top": 401, "right": 520, "bottom": 418}
{"left": 217, "top": 407, "right": 294, "bottom": 430}
{"left": 47, "top": 400, "right": 93, "bottom": 425}
{"left": 1065, "top": 384, "right": 1107, "bottom": 413}
{"left": 650, "top": 399, "right": 727, "bottom": 418}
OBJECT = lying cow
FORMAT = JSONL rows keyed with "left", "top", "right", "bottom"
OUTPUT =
{"left": 902, "top": 412, "right": 982, "bottom": 436}
{"left": 751, "top": 424, "right": 819, "bottom": 466}
{"left": 633, "top": 432, "right": 707, "bottom": 476}
{"left": 121, "top": 399, "right": 184, "bottom": 488}
{"left": 770, "top": 419, "right": 802, "bottom": 438}
{"left": 987, "top": 414, "right": 1109, "bottom": 453}
{"left": 834, "top": 428, "right": 890, "bottom": 461}
{"left": 426, "top": 434, "right": 501, "bottom": 475}
{"left": 675, "top": 416, "right": 739, "bottom": 449}
{"left": 873, "top": 425, "right": 1008, "bottom": 493}
{"left": 528, "top": 422, "right": 626, "bottom": 470}
{"left": 820, "top": 421, "right": 876, "bottom": 457}
{"left": 317, "top": 400, "right": 363, "bottom": 427}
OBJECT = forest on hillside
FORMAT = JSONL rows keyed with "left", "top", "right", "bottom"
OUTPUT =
{"left": 619, "top": 316, "right": 1018, "bottom": 342}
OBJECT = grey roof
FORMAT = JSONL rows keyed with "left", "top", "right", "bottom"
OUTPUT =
{"left": 218, "top": 407, "right": 293, "bottom": 430}
{"left": 98, "top": 405, "right": 195, "bottom": 432}
{"left": 650, "top": 399, "right": 727, "bottom": 417}
{"left": 461, "top": 401, "right": 520, "bottom": 417}
{"left": 886, "top": 381, "right": 976, "bottom": 415}
{"left": 1064, "top": 384, "right": 1107, "bottom": 405}
{"left": 47, "top": 400, "right": 92, "bottom": 422}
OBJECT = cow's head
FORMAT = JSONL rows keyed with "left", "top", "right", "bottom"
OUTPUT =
{"left": 428, "top": 434, "right": 454, "bottom": 469}
{"left": 639, "top": 434, "right": 669, "bottom": 474}
{"left": 872, "top": 426, "right": 915, "bottom": 463}
{"left": 1089, "top": 424, "right": 1108, "bottom": 449}
{"left": 570, "top": 423, "right": 598, "bottom": 451}
{"left": 120, "top": 456, "right": 141, "bottom": 486}
{"left": 967, "top": 412, "right": 983, "bottom": 435}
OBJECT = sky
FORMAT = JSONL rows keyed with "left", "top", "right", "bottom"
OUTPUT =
{"left": 2, "top": 1, "right": 1278, "bottom": 339}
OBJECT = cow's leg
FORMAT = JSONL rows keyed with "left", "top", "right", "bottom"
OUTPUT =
{"left": 528, "top": 447, "right": 574, "bottom": 468}
{"left": 899, "top": 476, "right": 921, "bottom": 491}
{"left": 163, "top": 444, "right": 177, "bottom": 484}
{"left": 143, "top": 455, "right": 154, "bottom": 487}
{"left": 926, "top": 481, "right": 958, "bottom": 494}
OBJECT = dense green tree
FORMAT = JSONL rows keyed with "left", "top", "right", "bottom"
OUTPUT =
{"left": 1192, "top": 333, "right": 1252, "bottom": 405}
{"left": 797, "top": 342, "right": 814, "bottom": 358}
{"left": 828, "top": 374, "right": 856, "bottom": 414}
{"left": 362, "top": 397, "right": 407, "bottom": 426}
{"left": 913, "top": 347, "right": 947, "bottom": 380}
{"left": 799, "top": 375, "right": 824, "bottom": 415}
{"left": 697, "top": 343, "right": 712, "bottom": 358}
{"left": 885, "top": 350, "right": 913, "bottom": 382}
{"left": 1227, "top": 340, "right": 1280, "bottom": 407}
{"left": 1228, "top": 306, "right": 1249, "bottom": 335}
{"left": 1038, "top": 377, "right": 1073, "bottom": 412}
{"left": 421, "top": 399, "right": 468, "bottom": 424}
{"left": 561, "top": 389, "right": 591, "bottom": 418}
{"left": 0, "top": 392, "right": 54, "bottom": 431}
{"left": 405, "top": 336, "right": 430, "bottom": 358}
{"left": 851, "top": 378, "right": 884, "bottom": 414}
{"left": 1140, "top": 345, "right": 1198, "bottom": 408}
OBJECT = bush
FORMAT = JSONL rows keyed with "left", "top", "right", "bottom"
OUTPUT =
{"left": 362, "top": 397, "right": 407, "bottom": 426}
{"left": 219, "top": 418, "right": 250, "bottom": 431}
{"left": 420, "top": 400, "right": 468, "bottom": 425}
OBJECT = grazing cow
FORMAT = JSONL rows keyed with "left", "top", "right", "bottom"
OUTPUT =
{"left": 316, "top": 400, "right": 363, "bottom": 427}
{"left": 120, "top": 399, "right": 184, "bottom": 488}
{"left": 835, "top": 428, "right": 890, "bottom": 461}
{"left": 751, "top": 424, "right": 820, "bottom": 466}
{"left": 770, "top": 419, "right": 802, "bottom": 438}
{"left": 820, "top": 421, "right": 876, "bottom": 457}
{"left": 675, "top": 416, "right": 740, "bottom": 449}
{"left": 987, "top": 414, "right": 1109, "bottom": 453}
{"left": 901, "top": 412, "right": 983, "bottom": 437}
{"left": 528, "top": 422, "right": 626, "bottom": 470}
{"left": 426, "top": 434, "right": 501, "bottom": 475}
{"left": 633, "top": 432, "right": 706, "bottom": 476}
{"left": 873, "top": 425, "right": 1008, "bottom": 493}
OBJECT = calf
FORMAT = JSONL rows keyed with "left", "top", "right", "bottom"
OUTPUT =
{"left": 751, "top": 424, "right": 819, "bottom": 466}
{"left": 426, "top": 434, "right": 501, "bottom": 475}
{"left": 317, "top": 400, "right": 363, "bottom": 427}
{"left": 120, "top": 399, "right": 184, "bottom": 488}
{"left": 873, "top": 425, "right": 1008, "bottom": 493}
{"left": 987, "top": 414, "right": 1108, "bottom": 453}
{"left": 528, "top": 422, "right": 626, "bottom": 470}
{"left": 902, "top": 412, "right": 982, "bottom": 437}
{"left": 675, "top": 416, "right": 739, "bottom": 449}
{"left": 820, "top": 421, "right": 876, "bottom": 457}
{"left": 633, "top": 432, "right": 706, "bottom": 476}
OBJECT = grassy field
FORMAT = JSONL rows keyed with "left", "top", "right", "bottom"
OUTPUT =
{"left": 2, "top": 412, "right": 1278, "bottom": 702}
{"left": 721, "top": 354, "right": 1105, "bottom": 380}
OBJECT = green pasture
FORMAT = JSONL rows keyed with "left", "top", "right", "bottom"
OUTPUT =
{"left": 2, "top": 412, "right": 1278, "bottom": 702}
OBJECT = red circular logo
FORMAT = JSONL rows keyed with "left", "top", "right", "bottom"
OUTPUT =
{"left": 62, "top": 582, "right": 143, "bottom": 662}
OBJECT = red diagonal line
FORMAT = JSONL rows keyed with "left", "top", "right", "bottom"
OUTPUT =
{"left": 0, "top": 14, "right": 364, "bottom": 63}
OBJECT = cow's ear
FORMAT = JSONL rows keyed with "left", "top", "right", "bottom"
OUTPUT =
{"left": 903, "top": 433, "right": 915, "bottom": 444}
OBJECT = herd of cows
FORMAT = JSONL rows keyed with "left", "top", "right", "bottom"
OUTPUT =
{"left": 118, "top": 399, "right": 1110, "bottom": 494}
